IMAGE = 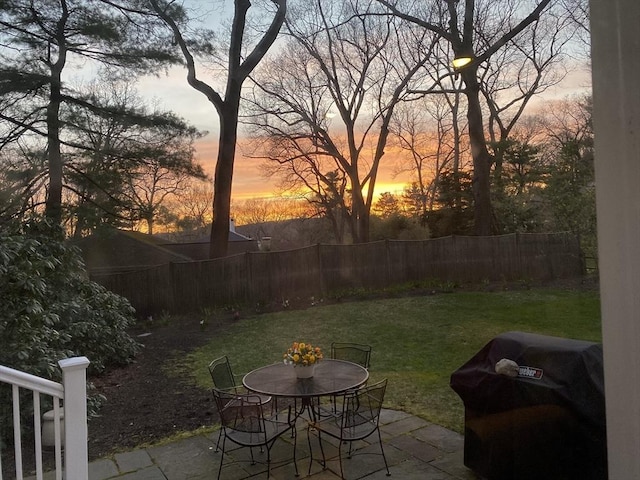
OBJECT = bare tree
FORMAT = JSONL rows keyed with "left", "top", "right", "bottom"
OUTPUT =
{"left": 537, "top": 95, "right": 595, "bottom": 253}
{"left": 232, "top": 197, "right": 307, "bottom": 225}
{"left": 244, "top": 0, "right": 439, "bottom": 243}
{"left": 390, "top": 93, "right": 470, "bottom": 217}
{"left": 164, "top": 178, "right": 214, "bottom": 233}
{"left": 560, "top": 0, "right": 590, "bottom": 52}
{"left": 149, "top": 0, "right": 286, "bottom": 258}
{"left": 124, "top": 153, "right": 207, "bottom": 235}
{"left": 480, "top": 6, "right": 574, "bottom": 182}
{"left": 378, "top": 0, "right": 578, "bottom": 235}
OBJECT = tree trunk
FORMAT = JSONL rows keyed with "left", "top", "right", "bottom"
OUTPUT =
{"left": 209, "top": 91, "right": 241, "bottom": 259}
{"left": 42, "top": 2, "right": 73, "bottom": 227}
{"left": 45, "top": 36, "right": 67, "bottom": 226}
{"left": 324, "top": 206, "right": 344, "bottom": 243}
{"left": 451, "top": 93, "right": 463, "bottom": 211}
{"left": 349, "top": 178, "right": 369, "bottom": 243}
{"left": 462, "top": 67, "right": 493, "bottom": 236}
{"left": 45, "top": 81, "right": 64, "bottom": 225}
{"left": 357, "top": 212, "right": 370, "bottom": 243}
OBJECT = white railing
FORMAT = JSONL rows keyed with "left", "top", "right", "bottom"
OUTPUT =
{"left": 0, "top": 357, "right": 90, "bottom": 480}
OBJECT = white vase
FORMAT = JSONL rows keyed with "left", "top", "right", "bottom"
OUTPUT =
{"left": 294, "top": 364, "right": 316, "bottom": 378}
{"left": 42, "top": 409, "right": 65, "bottom": 448}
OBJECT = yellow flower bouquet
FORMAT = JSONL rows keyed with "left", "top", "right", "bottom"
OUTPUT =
{"left": 283, "top": 341, "right": 323, "bottom": 367}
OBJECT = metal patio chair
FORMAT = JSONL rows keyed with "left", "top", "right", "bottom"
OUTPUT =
{"left": 208, "top": 356, "right": 244, "bottom": 393}
{"left": 212, "top": 388, "right": 298, "bottom": 479}
{"left": 316, "top": 342, "right": 373, "bottom": 417}
{"left": 208, "top": 355, "right": 272, "bottom": 402}
{"left": 208, "top": 356, "right": 272, "bottom": 450}
{"left": 307, "top": 378, "right": 390, "bottom": 479}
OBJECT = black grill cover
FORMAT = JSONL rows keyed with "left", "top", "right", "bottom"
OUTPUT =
{"left": 450, "top": 331, "right": 607, "bottom": 480}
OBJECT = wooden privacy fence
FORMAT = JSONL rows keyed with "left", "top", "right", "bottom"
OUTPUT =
{"left": 90, "top": 233, "right": 584, "bottom": 317}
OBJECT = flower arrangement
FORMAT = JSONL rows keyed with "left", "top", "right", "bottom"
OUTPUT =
{"left": 283, "top": 341, "right": 323, "bottom": 367}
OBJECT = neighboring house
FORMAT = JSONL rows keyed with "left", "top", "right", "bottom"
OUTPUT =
{"left": 159, "top": 234, "right": 258, "bottom": 261}
{"left": 74, "top": 223, "right": 259, "bottom": 274}
{"left": 157, "top": 220, "right": 259, "bottom": 260}
{"left": 74, "top": 229, "right": 192, "bottom": 274}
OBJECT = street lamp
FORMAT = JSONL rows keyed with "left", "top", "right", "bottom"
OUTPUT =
{"left": 452, "top": 55, "right": 473, "bottom": 70}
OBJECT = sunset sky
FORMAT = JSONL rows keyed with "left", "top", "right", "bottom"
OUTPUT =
{"left": 191, "top": 135, "right": 415, "bottom": 201}
{"left": 137, "top": 46, "right": 591, "bottom": 202}
{"left": 138, "top": 70, "right": 416, "bottom": 200}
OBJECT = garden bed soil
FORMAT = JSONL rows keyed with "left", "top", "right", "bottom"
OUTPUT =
{"left": 87, "top": 315, "right": 221, "bottom": 460}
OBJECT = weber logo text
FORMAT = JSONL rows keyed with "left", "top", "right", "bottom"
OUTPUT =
{"left": 518, "top": 366, "right": 543, "bottom": 379}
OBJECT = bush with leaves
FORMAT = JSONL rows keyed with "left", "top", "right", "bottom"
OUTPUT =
{"left": 370, "top": 214, "right": 430, "bottom": 241}
{"left": 0, "top": 219, "right": 140, "bottom": 443}
{"left": 1, "top": 219, "right": 140, "bottom": 376}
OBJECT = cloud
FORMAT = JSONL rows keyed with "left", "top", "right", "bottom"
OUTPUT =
{"left": 137, "top": 68, "right": 220, "bottom": 133}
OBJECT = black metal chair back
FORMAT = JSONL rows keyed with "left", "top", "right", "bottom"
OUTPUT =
{"left": 330, "top": 342, "right": 372, "bottom": 369}
{"left": 214, "top": 389, "right": 264, "bottom": 436}
{"left": 340, "top": 378, "right": 386, "bottom": 437}
{"left": 308, "top": 378, "right": 390, "bottom": 479}
{"left": 208, "top": 356, "right": 236, "bottom": 391}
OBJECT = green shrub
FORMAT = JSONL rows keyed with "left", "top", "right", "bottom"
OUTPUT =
{"left": 1, "top": 219, "right": 141, "bottom": 445}
{"left": 0, "top": 219, "right": 142, "bottom": 445}
{"left": 0, "top": 219, "right": 140, "bottom": 377}
{"left": 370, "top": 214, "right": 430, "bottom": 240}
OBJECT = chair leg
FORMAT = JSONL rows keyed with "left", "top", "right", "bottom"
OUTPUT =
{"left": 307, "top": 424, "right": 327, "bottom": 475}
{"left": 215, "top": 429, "right": 222, "bottom": 452}
{"left": 313, "top": 428, "right": 329, "bottom": 472}
{"left": 291, "top": 398, "right": 299, "bottom": 438}
{"left": 307, "top": 424, "right": 317, "bottom": 476}
{"left": 377, "top": 428, "right": 391, "bottom": 476}
{"left": 217, "top": 434, "right": 226, "bottom": 480}
{"left": 292, "top": 424, "right": 299, "bottom": 477}
{"left": 265, "top": 446, "right": 271, "bottom": 478}
{"left": 337, "top": 440, "right": 345, "bottom": 480}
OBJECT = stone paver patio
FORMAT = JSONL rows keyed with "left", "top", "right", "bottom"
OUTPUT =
{"left": 85, "top": 409, "right": 480, "bottom": 480}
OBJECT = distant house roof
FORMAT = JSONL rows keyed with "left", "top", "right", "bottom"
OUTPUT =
{"left": 157, "top": 229, "right": 258, "bottom": 260}
{"left": 75, "top": 226, "right": 259, "bottom": 272}
{"left": 74, "top": 229, "right": 192, "bottom": 273}
{"left": 154, "top": 220, "right": 252, "bottom": 244}
{"left": 184, "top": 230, "right": 251, "bottom": 244}
{"left": 151, "top": 220, "right": 258, "bottom": 260}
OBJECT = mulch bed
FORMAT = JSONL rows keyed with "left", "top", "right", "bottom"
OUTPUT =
{"left": 87, "top": 315, "right": 223, "bottom": 460}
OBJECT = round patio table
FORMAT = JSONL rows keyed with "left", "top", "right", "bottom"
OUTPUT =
{"left": 242, "top": 359, "right": 368, "bottom": 402}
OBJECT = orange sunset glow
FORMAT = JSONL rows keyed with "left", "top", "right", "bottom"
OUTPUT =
{"left": 194, "top": 137, "right": 416, "bottom": 201}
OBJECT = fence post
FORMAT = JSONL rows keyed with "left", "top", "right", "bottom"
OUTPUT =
{"left": 246, "top": 251, "right": 253, "bottom": 304}
{"left": 169, "top": 262, "right": 178, "bottom": 313}
{"left": 316, "top": 243, "right": 326, "bottom": 298}
{"left": 515, "top": 233, "right": 522, "bottom": 278}
{"left": 59, "top": 357, "right": 90, "bottom": 480}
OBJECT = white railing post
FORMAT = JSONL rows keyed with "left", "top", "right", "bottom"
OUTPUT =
{"left": 59, "top": 357, "right": 90, "bottom": 480}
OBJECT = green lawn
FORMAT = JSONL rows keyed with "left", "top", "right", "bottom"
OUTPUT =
{"left": 183, "top": 287, "right": 601, "bottom": 433}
